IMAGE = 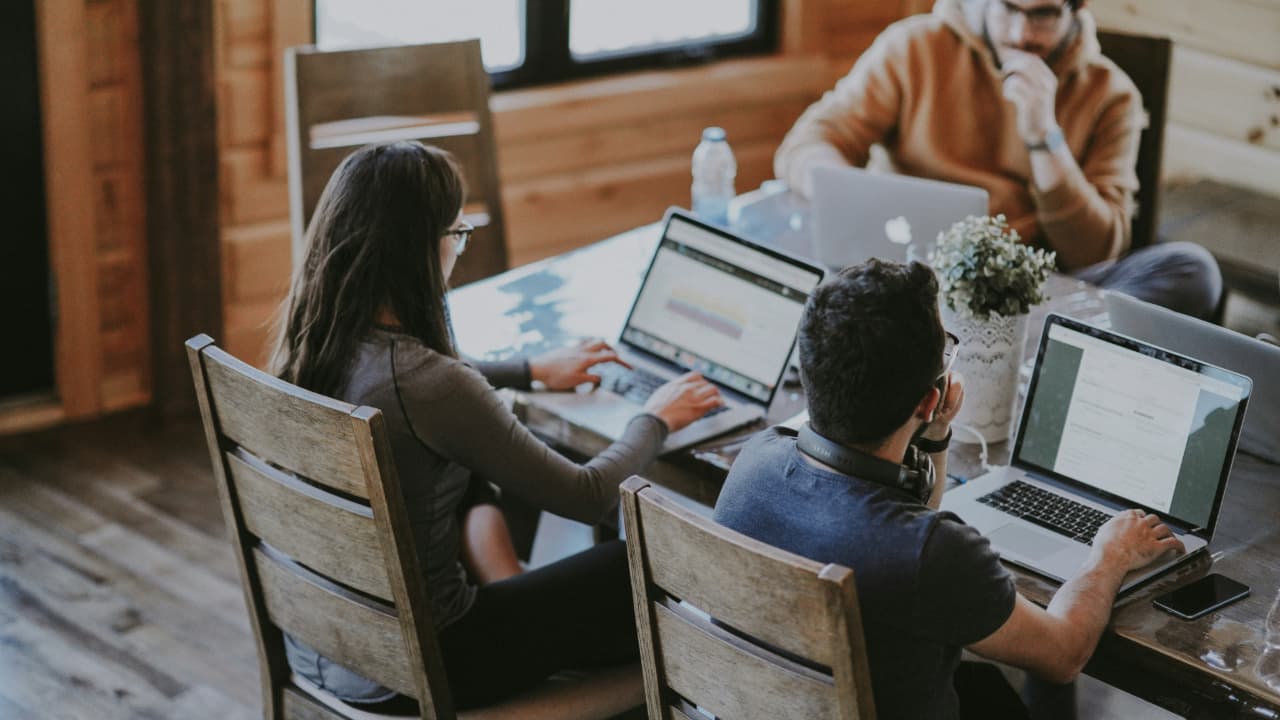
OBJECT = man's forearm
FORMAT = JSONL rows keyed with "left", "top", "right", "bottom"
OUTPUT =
{"left": 1029, "top": 142, "right": 1115, "bottom": 269}
{"left": 1043, "top": 550, "right": 1128, "bottom": 672}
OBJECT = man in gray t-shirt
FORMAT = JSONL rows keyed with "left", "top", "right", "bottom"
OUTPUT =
{"left": 714, "top": 259, "right": 1184, "bottom": 719}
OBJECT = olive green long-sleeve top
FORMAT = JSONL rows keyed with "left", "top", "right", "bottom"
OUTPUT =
{"left": 347, "top": 327, "right": 667, "bottom": 627}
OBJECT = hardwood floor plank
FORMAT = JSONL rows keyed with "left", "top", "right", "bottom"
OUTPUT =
{"left": 0, "top": 413, "right": 268, "bottom": 718}
{"left": 0, "top": 507, "right": 259, "bottom": 709}
{"left": 79, "top": 523, "right": 248, "bottom": 629}
{"left": 0, "top": 693, "right": 36, "bottom": 720}
{"left": 0, "top": 621, "right": 175, "bottom": 720}
{"left": 0, "top": 575, "right": 187, "bottom": 699}
{"left": 0, "top": 461, "right": 239, "bottom": 583}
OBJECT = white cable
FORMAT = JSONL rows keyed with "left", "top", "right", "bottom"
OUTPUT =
{"left": 951, "top": 422, "right": 992, "bottom": 474}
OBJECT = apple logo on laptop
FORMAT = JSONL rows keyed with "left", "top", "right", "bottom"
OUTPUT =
{"left": 885, "top": 216, "right": 912, "bottom": 246}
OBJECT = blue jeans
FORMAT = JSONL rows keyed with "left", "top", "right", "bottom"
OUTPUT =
{"left": 1075, "top": 241, "right": 1222, "bottom": 321}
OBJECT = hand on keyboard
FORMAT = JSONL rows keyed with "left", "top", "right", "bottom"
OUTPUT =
{"left": 643, "top": 371, "right": 723, "bottom": 433}
{"left": 530, "top": 340, "right": 629, "bottom": 391}
{"left": 1092, "top": 509, "right": 1186, "bottom": 572}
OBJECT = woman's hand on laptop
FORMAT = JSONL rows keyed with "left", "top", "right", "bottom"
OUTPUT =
{"left": 644, "top": 372, "right": 723, "bottom": 433}
{"left": 529, "top": 339, "right": 630, "bottom": 391}
{"left": 1092, "top": 509, "right": 1186, "bottom": 572}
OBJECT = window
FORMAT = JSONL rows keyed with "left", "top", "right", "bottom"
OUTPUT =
{"left": 314, "top": 0, "right": 778, "bottom": 89}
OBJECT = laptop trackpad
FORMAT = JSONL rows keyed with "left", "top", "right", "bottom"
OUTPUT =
{"left": 989, "top": 524, "right": 1063, "bottom": 562}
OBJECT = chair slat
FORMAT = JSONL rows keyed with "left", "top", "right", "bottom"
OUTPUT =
{"left": 282, "top": 686, "right": 343, "bottom": 720}
{"left": 253, "top": 545, "right": 417, "bottom": 698}
{"left": 636, "top": 487, "right": 845, "bottom": 665}
{"left": 293, "top": 42, "right": 481, "bottom": 125}
{"left": 201, "top": 346, "right": 370, "bottom": 499}
{"left": 653, "top": 602, "right": 839, "bottom": 720}
{"left": 309, "top": 112, "right": 481, "bottom": 149}
{"left": 301, "top": 133, "right": 484, "bottom": 227}
{"left": 227, "top": 449, "right": 392, "bottom": 602}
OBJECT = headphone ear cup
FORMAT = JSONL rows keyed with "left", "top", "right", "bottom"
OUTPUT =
{"left": 901, "top": 446, "right": 936, "bottom": 504}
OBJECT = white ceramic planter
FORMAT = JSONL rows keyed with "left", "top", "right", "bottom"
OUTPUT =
{"left": 941, "top": 307, "right": 1029, "bottom": 444}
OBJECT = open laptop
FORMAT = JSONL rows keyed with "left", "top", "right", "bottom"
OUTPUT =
{"left": 1106, "top": 290, "right": 1280, "bottom": 464}
{"left": 942, "top": 314, "right": 1252, "bottom": 593}
{"left": 808, "top": 165, "right": 988, "bottom": 271}
{"left": 528, "top": 209, "right": 825, "bottom": 454}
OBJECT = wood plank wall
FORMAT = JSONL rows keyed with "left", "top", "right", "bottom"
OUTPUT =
{"left": 1090, "top": 0, "right": 1280, "bottom": 197}
{"left": 14, "top": 0, "right": 1277, "bottom": 433}
{"left": 22, "top": 0, "right": 151, "bottom": 435}
{"left": 86, "top": 0, "right": 150, "bottom": 415}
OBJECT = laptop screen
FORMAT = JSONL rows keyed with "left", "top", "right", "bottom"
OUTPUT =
{"left": 1013, "top": 316, "right": 1251, "bottom": 531}
{"left": 621, "top": 214, "right": 822, "bottom": 404}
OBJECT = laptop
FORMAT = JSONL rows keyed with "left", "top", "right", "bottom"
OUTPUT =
{"left": 942, "top": 314, "right": 1252, "bottom": 593}
{"left": 808, "top": 165, "right": 989, "bottom": 271}
{"left": 528, "top": 209, "right": 825, "bottom": 454}
{"left": 1106, "top": 290, "right": 1280, "bottom": 464}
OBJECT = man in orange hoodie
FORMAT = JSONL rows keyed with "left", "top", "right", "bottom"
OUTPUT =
{"left": 776, "top": 0, "right": 1221, "bottom": 320}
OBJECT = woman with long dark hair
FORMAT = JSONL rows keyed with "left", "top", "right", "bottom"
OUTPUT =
{"left": 271, "top": 141, "right": 720, "bottom": 712}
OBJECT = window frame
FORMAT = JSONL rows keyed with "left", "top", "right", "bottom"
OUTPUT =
{"left": 312, "top": 0, "right": 781, "bottom": 90}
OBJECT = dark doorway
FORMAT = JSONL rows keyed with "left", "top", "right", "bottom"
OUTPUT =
{"left": 0, "top": 1, "right": 55, "bottom": 399}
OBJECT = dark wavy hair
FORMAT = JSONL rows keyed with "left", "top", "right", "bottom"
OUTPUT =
{"left": 798, "top": 259, "right": 945, "bottom": 447}
{"left": 270, "top": 141, "right": 465, "bottom": 396}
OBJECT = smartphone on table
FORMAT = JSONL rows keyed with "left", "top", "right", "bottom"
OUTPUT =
{"left": 1153, "top": 573, "right": 1250, "bottom": 620}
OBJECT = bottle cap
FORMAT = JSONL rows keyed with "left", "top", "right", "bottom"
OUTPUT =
{"left": 701, "top": 127, "right": 727, "bottom": 142}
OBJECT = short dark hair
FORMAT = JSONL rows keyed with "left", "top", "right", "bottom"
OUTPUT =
{"left": 798, "top": 259, "right": 945, "bottom": 446}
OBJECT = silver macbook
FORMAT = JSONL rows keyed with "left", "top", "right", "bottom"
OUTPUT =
{"left": 529, "top": 209, "right": 825, "bottom": 454}
{"left": 1106, "top": 290, "right": 1280, "bottom": 464}
{"left": 942, "top": 314, "right": 1252, "bottom": 593}
{"left": 808, "top": 165, "right": 988, "bottom": 270}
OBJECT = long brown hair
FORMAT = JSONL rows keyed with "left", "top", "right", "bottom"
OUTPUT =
{"left": 270, "top": 141, "right": 465, "bottom": 396}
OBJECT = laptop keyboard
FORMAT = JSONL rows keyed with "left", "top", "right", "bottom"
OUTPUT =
{"left": 977, "top": 480, "right": 1112, "bottom": 545}
{"left": 593, "top": 363, "right": 729, "bottom": 419}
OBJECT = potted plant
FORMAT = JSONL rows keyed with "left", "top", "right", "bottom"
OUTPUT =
{"left": 932, "top": 214, "right": 1056, "bottom": 442}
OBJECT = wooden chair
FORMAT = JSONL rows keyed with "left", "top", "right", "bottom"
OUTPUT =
{"left": 186, "top": 334, "right": 643, "bottom": 720}
{"left": 1097, "top": 31, "right": 1173, "bottom": 252}
{"left": 619, "top": 477, "right": 877, "bottom": 720}
{"left": 285, "top": 39, "right": 509, "bottom": 287}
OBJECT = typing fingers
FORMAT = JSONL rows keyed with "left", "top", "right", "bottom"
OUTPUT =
{"left": 585, "top": 348, "right": 621, "bottom": 367}
{"left": 1156, "top": 535, "right": 1186, "bottom": 554}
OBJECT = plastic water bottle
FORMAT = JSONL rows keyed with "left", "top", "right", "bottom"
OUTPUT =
{"left": 691, "top": 127, "right": 736, "bottom": 226}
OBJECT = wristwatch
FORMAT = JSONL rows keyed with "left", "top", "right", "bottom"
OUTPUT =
{"left": 1026, "top": 126, "right": 1065, "bottom": 153}
{"left": 913, "top": 427, "right": 952, "bottom": 454}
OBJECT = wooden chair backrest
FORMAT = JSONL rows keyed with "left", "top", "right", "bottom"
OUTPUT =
{"left": 1097, "top": 30, "right": 1173, "bottom": 252}
{"left": 186, "top": 334, "right": 453, "bottom": 719}
{"left": 284, "top": 39, "right": 508, "bottom": 287}
{"left": 620, "top": 477, "right": 876, "bottom": 720}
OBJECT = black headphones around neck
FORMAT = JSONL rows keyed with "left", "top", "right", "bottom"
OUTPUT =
{"left": 796, "top": 423, "right": 936, "bottom": 504}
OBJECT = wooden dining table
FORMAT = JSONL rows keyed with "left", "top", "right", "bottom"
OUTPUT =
{"left": 450, "top": 222, "right": 1280, "bottom": 718}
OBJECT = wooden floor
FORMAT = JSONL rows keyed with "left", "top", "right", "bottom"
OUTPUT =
{"left": 0, "top": 408, "right": 1209, "bottom": 720}
{"left": 0, "top": 412, "right": 260, "bottom": 720}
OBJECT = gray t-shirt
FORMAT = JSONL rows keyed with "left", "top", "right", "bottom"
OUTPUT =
{"left": 713, "top": 427, "right": 1016, "bottom": 719}
{"left": 287, "top": 328, "right": 667, "bottom": 701}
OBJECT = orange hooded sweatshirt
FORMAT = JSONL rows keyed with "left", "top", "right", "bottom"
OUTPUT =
{"left": 775, "top": 0, "right": 1143, "bottom": 270}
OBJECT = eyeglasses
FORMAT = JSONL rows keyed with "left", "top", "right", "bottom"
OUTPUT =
{"left": 444, "top": 220, "right": 474, "bottom": 256}
{"left": 995, "top": 0, "right": 1068, "bottom": 30}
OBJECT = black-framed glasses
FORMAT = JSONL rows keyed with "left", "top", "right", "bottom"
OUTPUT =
{"left": 996, "top": 0, "right": 1068, "bottom": 30}
{"left": 445, "top": 221, "right": 475, "bottom": 256}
